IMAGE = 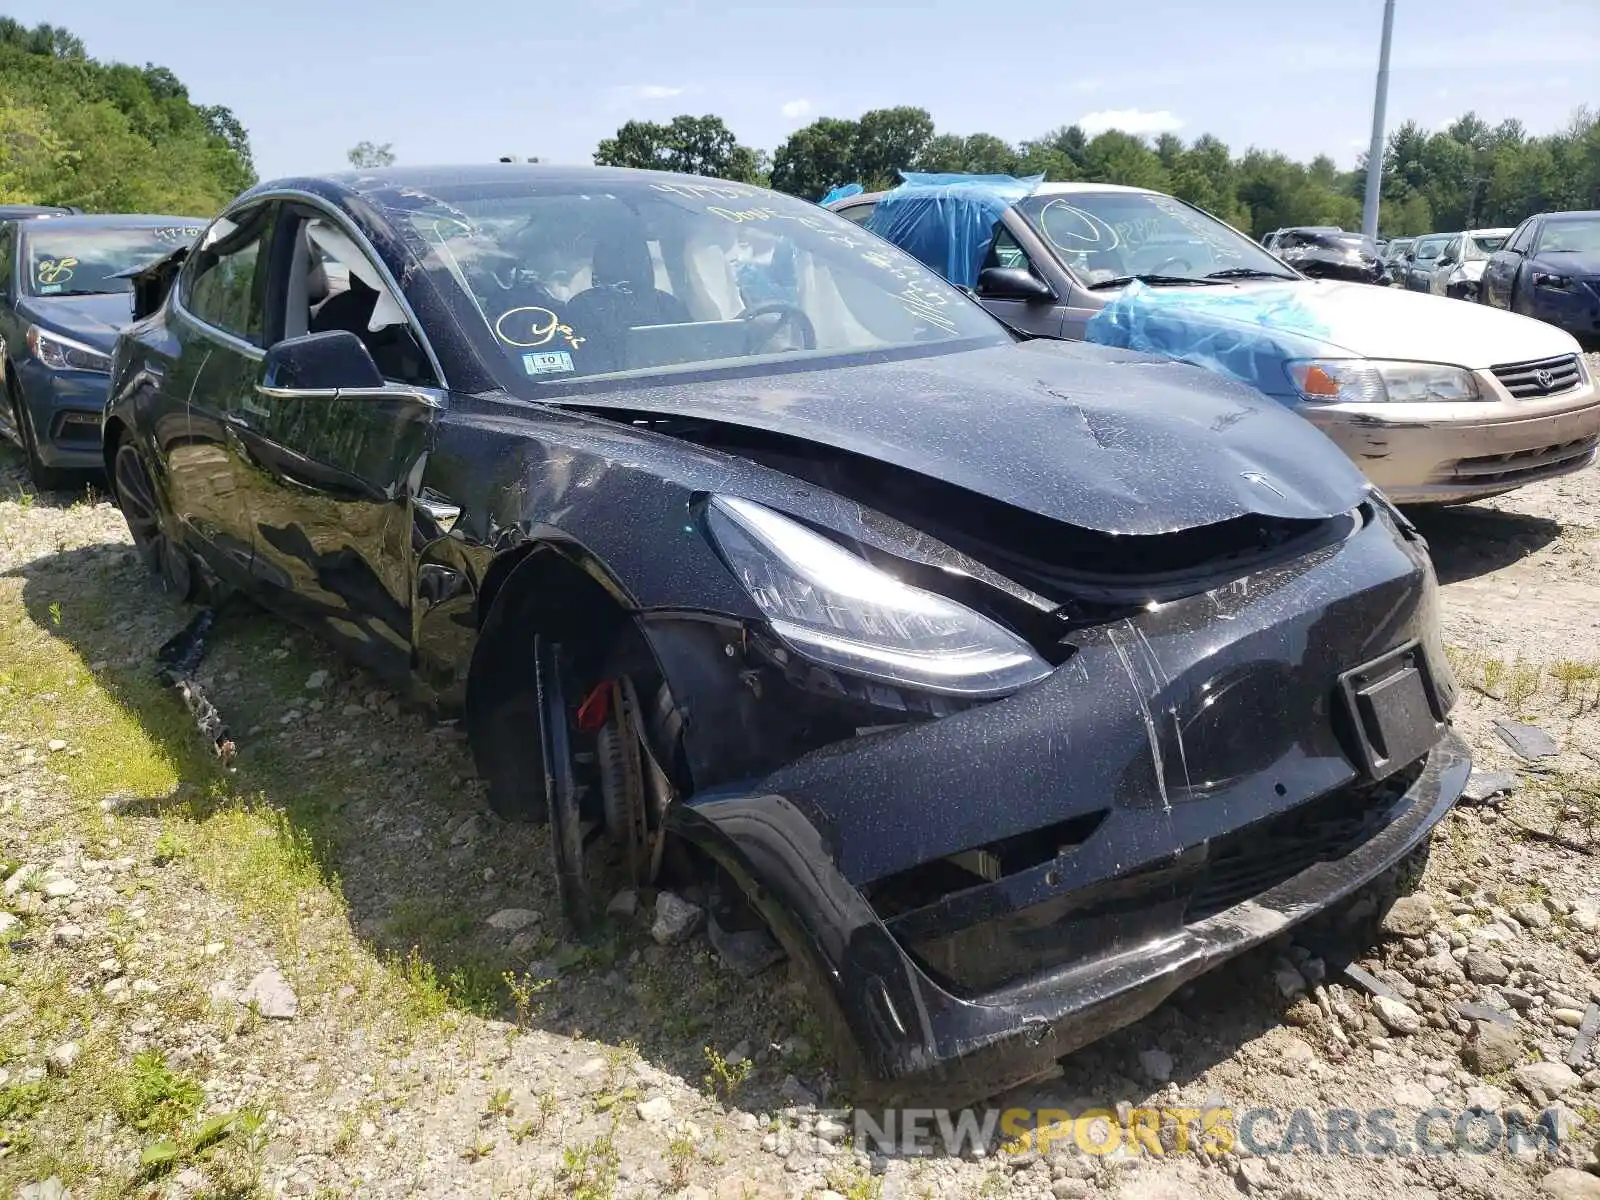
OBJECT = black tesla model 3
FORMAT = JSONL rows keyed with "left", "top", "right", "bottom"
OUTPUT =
{"left": 104, "top": 165, "right": 1468, "bottom": 1103}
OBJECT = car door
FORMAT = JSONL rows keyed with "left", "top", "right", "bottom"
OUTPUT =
{"left": 1406, "top": 239, "right": 1439, "bottom": 291}
{"left": 1504, "top": 219, "right": 1541, "bottom": 314}
{"left": 0, "top": 221, "right": 21, "bottom": 446}
{"left": 1429, "top": 236, "right": 1462, "bottom": 295}
{"left": 1479, "top": 224, "right": 1519, "bottom": 308}
{"left": 974, "top": 215, "right": 1069, "bottom": 338}
{"left": 226, "top": 201, "right": 444, "bottom": 680}
{"left": 162, "top": 202, "right": 279, "bottom": 589}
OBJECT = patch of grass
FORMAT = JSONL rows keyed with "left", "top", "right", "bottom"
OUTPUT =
{"left": 702, "top": 1044, "right": 752, "bottom": 1101}
{"left": 1481, "top": 657, "right": 1505, "bottom": 697}
{"left": 138, "top": 1106, "right": 267, "bottom": 1186}
{"left": 666, "top": 1129, "right": 696, "bottom": 1190}
{"left": 118, "top": 1050, "right": 205, "bottom": 1136}
{"left": 504, "top": 968, "right": 554, "bottom": 1030}
{"left": 827, "top": 1163, "right": 884, "bottom": 1200}
{"left": 511, "top": 1092, "right": 560, "bottom": 1144}
{"left": 555, "top": 1129, "right": 619, "bottom": 1200}
{"left": 153, "top": 828, "right": 190, "bottom": 865}
{"left": 486, "top": 1087, "right": 515, "bottom": 1118}
{"left": 1504, "top": 658, "right": 1542, "bottom": 712}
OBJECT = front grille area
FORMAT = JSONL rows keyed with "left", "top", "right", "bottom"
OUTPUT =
{"left": 1490, "top": 354, "right": 1583, "bottom": 398}
{"left": 1186, "top": 763, "right": 1421, "bottom": 921}
{"left": 884, "top": 766, "right": 1422, "bottom": 996}
{"left": 1444, "top": 436, "right": 1599, "bottom": 487}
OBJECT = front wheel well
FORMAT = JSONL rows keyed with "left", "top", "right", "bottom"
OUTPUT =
{"left": 464, "top": 545, "right": 660, "bottom": 822}
{"left": 102, "top": 415, "right": 129, "bottom": 478}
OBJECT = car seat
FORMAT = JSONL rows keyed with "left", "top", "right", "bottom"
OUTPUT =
{"left": 563, "top": 226, "right": 692, "bottom": 371}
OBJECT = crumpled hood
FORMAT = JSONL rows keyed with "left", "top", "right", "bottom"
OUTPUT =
{"left": 558, "top": 339, "right": 1369, "bottom": 536}
{"left": 1087, "top": 278, "right": 1583, "bottom": 391}
{"left": 16, "top": 293, "right": 133, "bottom": 353}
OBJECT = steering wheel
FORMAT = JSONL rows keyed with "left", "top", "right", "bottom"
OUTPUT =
{"left": 738, "top": 301, "right": 816, "bottom": 354}
{"left": 1146, "top": 255, "right": 1195, "bottom": 276}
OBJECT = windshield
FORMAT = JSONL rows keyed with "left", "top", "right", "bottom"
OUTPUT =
{"left": 1465, "top": 233, "right": 1509, "bottom": 259}
{"left": 23, "top": 224, "right": 203, "bottom": 296}
{"left": 1414, "top": 239, "right": 1444, "bottom": 261}
{"left": 1384, "top": 239, "right": 1414, "bottom": 261}
{"left": 385, "top": 179, "right": 1005, "bottom": 386}
{"left": 1536, "top": 218, "right": 1600, "bottom": 254}
{"left": 1015, "top": 191, "right": 1293, "bottom": 286}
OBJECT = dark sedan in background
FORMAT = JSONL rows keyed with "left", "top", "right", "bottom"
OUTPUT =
{"left": 1480, "top": 209, "right": 1600, "bottom": 346}
{"left": 103, "top": 164, "right": 1467, "bottom": 1103}
{"left": 0, "top": 213, "right": 204, "bottom": 487}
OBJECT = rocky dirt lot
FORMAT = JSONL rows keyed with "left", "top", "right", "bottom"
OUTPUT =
{"left": 3, "top": 372, "right": 1600, "bottom": 1200}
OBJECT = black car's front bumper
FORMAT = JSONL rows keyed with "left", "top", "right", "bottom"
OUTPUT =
{"left": 664, "top": 504, "right": 1469, "bottom": 1103}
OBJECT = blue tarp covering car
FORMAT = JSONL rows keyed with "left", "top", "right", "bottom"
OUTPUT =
{"left": 1084, "top": 280, "right": 1334, "bottom": 397}
{"left": 863, "top": 173, "right": 1041, "bottom": 289}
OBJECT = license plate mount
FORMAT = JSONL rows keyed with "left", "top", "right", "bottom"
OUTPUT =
{"left": 1338, "top": 641, "right": 1445, "bottom": 781}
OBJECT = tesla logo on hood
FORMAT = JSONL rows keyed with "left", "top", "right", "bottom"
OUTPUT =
{"left": 1240, "top": 471, "right": 1285, "bottom": 498}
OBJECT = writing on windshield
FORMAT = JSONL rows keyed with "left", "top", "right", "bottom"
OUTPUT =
{"left": 1019, "top": 193, "right": 1287, "bottom": 285}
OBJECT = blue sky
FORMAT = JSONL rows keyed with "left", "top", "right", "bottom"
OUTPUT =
{"left": 36, "top": 0, "right": 1599, "bottom": 180}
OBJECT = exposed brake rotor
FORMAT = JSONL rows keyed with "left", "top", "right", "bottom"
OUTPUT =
{"left": 595, "top": 676, "right": 676, "bottom": 887}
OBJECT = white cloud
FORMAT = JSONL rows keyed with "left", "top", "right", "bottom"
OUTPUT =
{"left": 781, "top": 99, "right": 812, "bottom": 120}
{"left": 624, "top": 84, "right": 683, "bottom": 100}
{"left": 1077, "top": 108, "right": 1186, "bottom": 137}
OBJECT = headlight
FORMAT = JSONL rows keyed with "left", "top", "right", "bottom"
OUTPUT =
{"left": 1285, "top": 360, "right": 1482, "bottom": 404}
{"left": 705, "top": 495, "right": 1052, "bottom": 699}
{"left": 25, "top": 326, "right": 113, "bottom": 373}
{"left": 1533, "top": 272, "right": 1572, "bottom": 290}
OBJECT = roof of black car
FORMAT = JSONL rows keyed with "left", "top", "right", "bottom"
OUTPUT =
{"left": 252, "top": 163, "right": 744, "bottom": 204}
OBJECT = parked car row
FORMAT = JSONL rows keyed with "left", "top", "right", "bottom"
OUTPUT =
{"left": 827, "top": 174, "right": 1599, "bottom": 504}
{"left": 1383, "top": 212, "right": 1600, "bottom": 348}
{"left": 1386, "top": 228, "right": 1512, "bottom": 299}
{"left": 1478, "top": 209, "right": 1600, "bottom": 345}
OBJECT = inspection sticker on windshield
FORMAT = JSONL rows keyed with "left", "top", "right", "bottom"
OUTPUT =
{"left": 522, "top": 350, "right": 574, "bottom": 376}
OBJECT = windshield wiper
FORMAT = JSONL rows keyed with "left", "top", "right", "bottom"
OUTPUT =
{"left": 1085, "top": 273, "right": 1225, "bottom": 291}
{"left": 1204, "top": 267, "right": 1298, "bottom": 281}
{"left": 37, "top": 288, "right": 111, "bottom": 297}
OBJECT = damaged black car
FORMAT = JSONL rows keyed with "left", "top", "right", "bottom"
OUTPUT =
{"left": 104, "top": 165, "right": 1470, "bottom": 1104}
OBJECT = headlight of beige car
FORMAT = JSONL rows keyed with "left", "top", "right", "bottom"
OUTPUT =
{"left": 1286, "top": 360, "right": 1483, "bottom": 404}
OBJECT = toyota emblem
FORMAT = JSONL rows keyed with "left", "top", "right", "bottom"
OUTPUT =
{"left": 1534, "top": 368, "right": 1555, "bottom": 390}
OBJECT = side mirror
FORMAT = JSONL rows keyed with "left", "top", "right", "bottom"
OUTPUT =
{"left": 977, "top": 266, "right": 1055, "bottom": 304}
{"left": 260, "top": 330, "right": 382, "bottom": 395}
{"left": 1436, "top": 253, "right": 1456, "bottom": 267}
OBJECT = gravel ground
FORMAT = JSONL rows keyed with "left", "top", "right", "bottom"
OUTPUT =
{"left": 2, "top": 369, "right": 1600, "bottom": 1199}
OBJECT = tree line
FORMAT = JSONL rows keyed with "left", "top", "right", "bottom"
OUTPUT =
{"left": 595, "top": 105, "right": 1600, "bottom": 239}
{"left": 0, "top": 17, "right": 254, "bottom": 215}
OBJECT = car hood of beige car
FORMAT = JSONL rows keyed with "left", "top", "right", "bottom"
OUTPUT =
{"left": 1233, "top": 278, "right": 1583, "bottom": 369}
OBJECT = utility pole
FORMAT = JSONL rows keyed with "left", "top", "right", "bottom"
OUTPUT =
{"left": 1361, "top": 0, "right": 1397, "bottom": 239}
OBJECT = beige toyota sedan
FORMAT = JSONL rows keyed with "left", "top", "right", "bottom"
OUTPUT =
{"left": 831, "top": 180, "right": 1600, "bottom": 504}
